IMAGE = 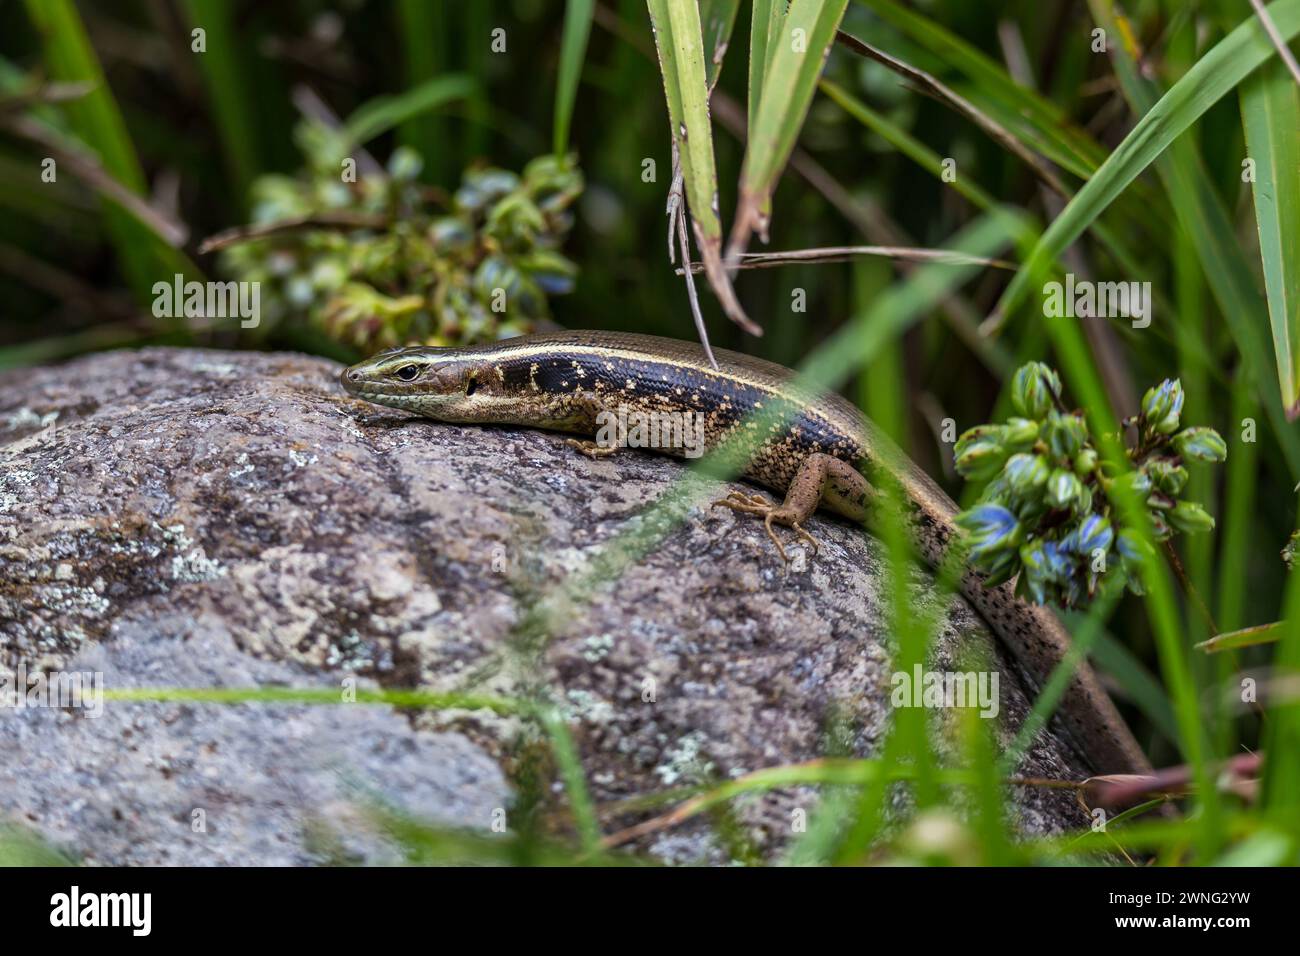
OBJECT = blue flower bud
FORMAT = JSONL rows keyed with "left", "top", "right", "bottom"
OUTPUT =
{"left": 1002, "top": 417, "right": 1040, "bottom": 451}
{"left": 1073, "top": 447, "right": 1098, "bottom": 476}
{"left": 1074, "top": 514, "right": 1114, "bottom": 555}
{"left": 1019, "top": 540, "right": 1072, "bottom": 604}
{"left": 387, "top": 146, "right": 424, "bottom": 181}
{"left": 1144, "top": 459, "right": 1188, "bottom": 495}
{"left": 1018, "top": 549, "right": 1052, "bottom": 605}
{"left": 1041, "top": 412, "right": 1088, "bottom": 460}
{"left": 1115, "top": 528, "right": 1151, "bottom": 564}
{"left": 1003, "top": 453, "right": 1050, "bottom": 497}
{"left": 1168, "top": 500, "right": 1215, "bottom": 534}
{"left": 1141, "top": 378, "right": 1184, "bottom": 435}
{"left": 981, "top": 547, "right": 1022, "bottom": 587}
{"left": 1045, "top": 468, "right": 1084, "bottom": 510}
{"left": 1011, "top": 362, "right": 1062, "bottom": 420}
{"left": 1145, "top": 491, "right": 1175, "bottom": 512}
{"left": 1111, "top": 469, "right": 1153, "bottom": 500}
{"left": 956, "top": 504, "right": 1022, "bottom": 558}
{"left": 955, "top": 425, "right": 1009, "bottom": 481}
{"left": 1173, "top": 426, "right": 1227, "bottom": 463}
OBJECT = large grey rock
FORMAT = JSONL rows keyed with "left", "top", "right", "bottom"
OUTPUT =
{"left": 0, "top": 347, "right": 1092, "bottom": 865}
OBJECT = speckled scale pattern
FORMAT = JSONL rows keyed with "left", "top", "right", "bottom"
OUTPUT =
{"left": 350, "top": 331, "right": 1153, "bottom": 776}
{"left": 438, "top": 331, "right": 941, "bottom": 507}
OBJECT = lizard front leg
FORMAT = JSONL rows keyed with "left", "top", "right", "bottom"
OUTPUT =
{"left": 565, "top": 437, "right": 621, "bottom": 459}
{"left": 712, "top": 452, "right": 872, "bottom": 562}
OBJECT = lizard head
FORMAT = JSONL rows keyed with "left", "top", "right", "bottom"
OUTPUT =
{"left": 340, "top": 346, "right": 498, "bottom": 421}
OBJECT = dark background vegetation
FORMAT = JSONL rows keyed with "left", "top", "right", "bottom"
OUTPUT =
{"left": 2, "top": 0, "right": 1298, "bottom": 862}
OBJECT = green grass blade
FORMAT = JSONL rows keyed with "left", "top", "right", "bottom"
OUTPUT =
{"left": 699, "top": 0, "right": 740, "bottom": 90}
{"left": 538, "top": 707, "right": 602, "bottom": 853}
{"left": 646, "top": 0, "right": 754, "bottom": 332}
{"left": 181, "top": 0, "right": 263, "bottom": 202}
{"left": 1215, "top": 388, "right": 1261, "bottom": 632}
{"left": 1090, "top": 630, "right": 1180, "bottom": 746}
{"left": 22, "top": 0, "right": 145, "bottom": 195}
{"left": 22, "top": 0, "right": 199, "bottom": 305}
{"left": 854, "top": 0, "right": 1108, "bottom": 179}
{"left": 993, "top": 0, "right": 1300, "bottom": 327}
{"left": 819, "top": 77, "right": 998, "bottom": 211}
{"left": 746, "top": 0, "right": 783, "bottom": 228}
{"left": 1262, "top": 518, "right": 1300, "bottom": 822}
{"left": 1196, "top": 621, "right": 1284, "bottom": 653}
{"left": 0, "top": 324, "right": 183, "bottom": 371}
{"left": 396, "top": 0, "right": 452, "bottom": 183}
{"left": 730, "top": 0, "right": 847, "bottom": 256}
{"left": 0, "top": 825, "right": 72, "bottom": 867}
{"left": 819, "top": 77, "right": 1193, "bottom": 373}
{"left": 747, "top": 0, "right": 783, "bottom": 136}
{"left": 1089, "top": 0, "right": 1300, "bottom": 479}
{"left": 961, "top": 707, "right": 1013, "bottom": 865}
{"left": 554, "top": 0, "right": 595, "bottom": 156}
{"left": 1035, "top": 257, "right": 1223, "bottom": 856}
{"left": 1241, "top": 58, "right": 1300, "bottom": 417}
{"left": 343, "top": 74, "right": 477, "bottom": 148}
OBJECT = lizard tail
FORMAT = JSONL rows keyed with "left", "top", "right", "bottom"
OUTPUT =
{"left": 963, "top": 579, "right": 1154, "bottom": 777}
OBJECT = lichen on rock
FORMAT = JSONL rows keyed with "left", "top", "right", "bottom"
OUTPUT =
{"left": 0, "top": 347, "right": 1092, "bottom": 864}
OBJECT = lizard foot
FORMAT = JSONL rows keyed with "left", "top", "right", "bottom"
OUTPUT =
{"left": 711, "top": 490, "right": 820, "bottom": 563}
{"left": 565, "top": 438, "right": 620, "bottom": 459}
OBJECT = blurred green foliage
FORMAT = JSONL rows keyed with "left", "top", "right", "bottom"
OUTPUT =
{"left": 3, "top": 0, "right": 1300, "bottom": 866}
{"left": 220, "top": 117, "right": 582, "bottom": 350}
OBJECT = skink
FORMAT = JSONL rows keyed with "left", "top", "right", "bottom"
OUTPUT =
{"left": 341, "top": 329, "right": 1151, "bottom": 776}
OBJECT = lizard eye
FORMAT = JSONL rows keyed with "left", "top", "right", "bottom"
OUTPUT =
{"left": 395, "top": 364, "right": 421, "bottom": 382}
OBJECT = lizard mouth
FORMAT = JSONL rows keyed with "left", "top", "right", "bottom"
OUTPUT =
{"left": 340, "top": 366, "right": 371, "bottom": 395}
{"left": 340, "top": 364, "right": 401, "bottom": 399}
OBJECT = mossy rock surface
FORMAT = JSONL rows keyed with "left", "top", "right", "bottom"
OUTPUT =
{"left": 0, "top": 348, "right": 1091, "bottom": 864}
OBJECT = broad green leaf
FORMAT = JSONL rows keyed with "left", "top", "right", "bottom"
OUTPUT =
{"left": 646, "top": 0, "right": 755, "bottom": 332}
{"left": 730, "top": 0, "right": 847, "bottom": 257}
{"left": 554, "top": 0, "right": 595, "bottom": 156}
{"left": 344, "top": 74, "right": 477, "bottom": 147}
{"left": 1241, "top": 59, "right": 1300, "bottom": 417}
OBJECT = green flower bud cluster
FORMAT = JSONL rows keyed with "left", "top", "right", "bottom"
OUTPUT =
{"left": 954, "top": 366, "right": 1226, "bottom": 609}
{"left": 1283, "top": 530, "right": 1300, "bottom": 572}
{"left": 220, "top": 119, "right": 583, "bottom": 352}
